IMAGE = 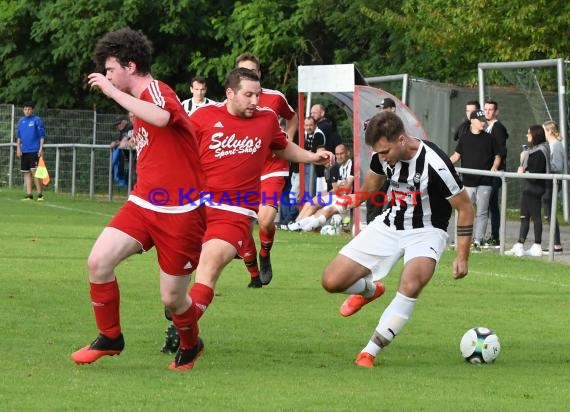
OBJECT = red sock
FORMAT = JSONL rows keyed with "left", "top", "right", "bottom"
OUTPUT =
{"left": 259, "top": 225, "right": 275, "bottom": 257}
{"left": 171, "top": 306, "right": 199, "bottom": 350}
{"left": 189, "top": 282, "right": 214, "bottom": 322}
{"left": 90, "top": 279, "right": 121, "bottom": 339}
{"left": 243, "top": 253, "right": 260, "bottom": 278}
{"left": 242, "top": 236, "right": 260, "bottom": 277}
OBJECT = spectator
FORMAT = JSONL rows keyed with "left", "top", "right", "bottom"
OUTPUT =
{"left": 450, "top": 109, "right": 500, "bottom": 248}
{"left": 542, "top": 120, "right": 565, "bottom": 253}
{"left": 291, "top": 116, "right": 326, "bottom": 198}
{"left": 181, "top": 76, "right": 216, "bottom": 116}
{"left": 16, "top": 101, "right": 46, "bottom": 201}
{"left": 278, "top": 120, "right": 300, "bottom": 228}
{"left": 453, "top": 100, "right": 480, "bottom": 142}
{"left": 110, "top": 114, "right": 133, "bottom": 188}
{"left": 376, "top": 97, "right": 396, "bottom": 112}
{"left": 483, "top": 100, "right": 509, "bottom": 247}
{"left": 310, "top": 103, "right": 342, "bottom": 155}
{"left": 125, "top": 111, "right": 137, "bottom": 187}
{"left": 289, "top": 144, "right": 354, "bottom": 232}
{"left": 507, "top": 125, "right": 550, "bottom": 257}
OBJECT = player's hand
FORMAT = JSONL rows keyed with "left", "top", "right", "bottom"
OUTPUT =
{"left": 16, "top": 147, "right": 22, "bottom": 158}
{"left": 313, "top": 150, "right": 335, "bottom": 167}
{"left": 452, "top": 258, "right": 468, "bottom": 279}
{"left": 88, "top": 72, "right": 118, "bottom": 98}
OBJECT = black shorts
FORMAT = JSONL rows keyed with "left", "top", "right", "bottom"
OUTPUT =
{"left": 20, "top": 152, "right": 39, "bottom": 172}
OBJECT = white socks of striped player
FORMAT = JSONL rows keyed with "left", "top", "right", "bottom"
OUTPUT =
{"left": 362, "top": 292, "right": 417, "bottom": 357}
{"left": 342, "top": 278, "right": 377, "bottom": 298}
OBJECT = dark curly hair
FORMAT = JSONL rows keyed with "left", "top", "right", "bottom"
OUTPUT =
{"left": 93, "top": 27, "right": 153, "bottom": 75}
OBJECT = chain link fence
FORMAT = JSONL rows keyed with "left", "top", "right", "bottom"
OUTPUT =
{"left": 0, "top": 104, "right": 133, "bottom": 198}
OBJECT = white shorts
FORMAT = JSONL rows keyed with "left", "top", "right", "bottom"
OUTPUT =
{"left": 339, "top": 219, "right": 448, "bottom": 281}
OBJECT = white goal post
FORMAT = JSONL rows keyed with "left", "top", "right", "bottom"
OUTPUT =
{"left": 478, "top": 58, "right": 569, "bottom": 220}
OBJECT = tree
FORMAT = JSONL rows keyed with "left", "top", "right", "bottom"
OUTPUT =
{"left": 360, "top": 0, "right": 570, "bottom": 83}
{"left": 0, "top": 0, "right": 569, "bottom": 110}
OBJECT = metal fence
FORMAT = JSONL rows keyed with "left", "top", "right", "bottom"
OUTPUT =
{"left": 0, "top": 103, "right": 133, "bottom": 198}
{"left": 456, "top": 167, "right": 570, "bottom": 262}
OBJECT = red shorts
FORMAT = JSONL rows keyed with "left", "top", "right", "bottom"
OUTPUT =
{"left": 203, "top": 207, "right": 254, "bottom": 258}
{"left": 260, "top": 176, "right": 286, "bottom": 208}
{"left": 108, "top": 201, "right": 206, "bottom": 276}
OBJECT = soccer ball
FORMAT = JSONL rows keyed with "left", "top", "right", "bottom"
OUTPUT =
{"left": 320, "top": 224, "right": 337, "bottom": 236}
{"left": 460, "top": 327, "right": 501, "bottom": 364}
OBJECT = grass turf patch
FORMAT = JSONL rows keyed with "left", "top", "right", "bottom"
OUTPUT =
{"left": 1, "top": 188, "right": 569, "bottom": 411}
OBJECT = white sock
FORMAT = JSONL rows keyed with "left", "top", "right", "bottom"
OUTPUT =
{"left": 342, "top": 278, "right": 376, "bottom": 296}
{"left": 362, "top": 292, "right": 416, "bottom": 357}
{"left": 316, "top": 214, "right": 327, "bottom": 227}
{"left": 300, "top": 216, "right": 316, "bottom": 231}
{"left": 363, "top": 341, "right": 381, "bottom": 356}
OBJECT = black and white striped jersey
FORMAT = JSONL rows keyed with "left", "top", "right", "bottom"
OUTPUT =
{"left": 370, "top": 139, "right": 463, "bottom": 231}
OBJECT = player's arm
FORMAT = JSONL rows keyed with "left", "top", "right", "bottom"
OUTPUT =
{"left": 274, "top": 141, "right": 334, "bottom": 167}
{"left": 88, "top": 72, "right": 171, "bottom": 127}
{"left": 448, "top": 189, "right": 474, "bottom": 279}
{"left": 337, "top": 170, "right": 385, "bottom": 210}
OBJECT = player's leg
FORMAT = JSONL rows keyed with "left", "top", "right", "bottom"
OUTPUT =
{"left": 242, "top": 229, "right": 262, "bottom": 288}
{"left": 153, "top": 207, "right": 206, "bottom": 367}
{"left": 257, "top": 177, "right": 285, "bottom": 285}
{"left": 357, "top": 257, "right": 435, "bottom": 367}
{"left": 71, "top": 226, "right": 143, "bottom": 365}
{"left": 161, "top": 271, "right": 206, "bottom": 371}
{"left": 257, "top": 204, "right": 277, "bottom": 285}
{"left": 356, "top": 229, "right": 445, "bottom": 368}
{"left": 181, "top": 236, "right": 236, "bottom": 367}
{"left": 322, "top": 222, "right": 397, "bottom": 316}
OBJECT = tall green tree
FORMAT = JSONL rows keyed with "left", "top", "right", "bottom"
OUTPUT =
{"left": 360, "top": 0, "right": 570, "bottom": 83}
{"left": 0, "top": 0, "right": 229, "bottom": 110}
{"left": 0, "top": 0, "right": 569, "bottom": 109}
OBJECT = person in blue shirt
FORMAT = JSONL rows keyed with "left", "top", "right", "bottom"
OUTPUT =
{"left": 16, "top": 101, "right": 46, "bottom": 201}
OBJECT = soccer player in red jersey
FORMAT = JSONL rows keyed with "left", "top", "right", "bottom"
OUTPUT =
{"left": 70, "top": 28, "right": 206, "bottom": 370}
{"left": 176, "top": 67, "right": 332, "bottom": 368}
{"left": 235, "top": 53, "right": 298, "bottom": 287}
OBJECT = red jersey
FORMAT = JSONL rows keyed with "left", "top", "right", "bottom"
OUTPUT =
{"left": 258, "top": 88, "right": 296, "bottom": 180}
{"left": 190, "top": 104, "right": 289, "bottom": 216}
{"left": 130, "top": 80, "right": 203, "bottom": 210}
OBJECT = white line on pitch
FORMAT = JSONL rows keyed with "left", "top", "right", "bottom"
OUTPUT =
{"left": 40, "top": 202, "right": 114, "bottom": 217}
{"left": 471, "top": 270, "right": 570, "bottom": 288}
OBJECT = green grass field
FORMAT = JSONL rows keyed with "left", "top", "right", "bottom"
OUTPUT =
{"left": 1, "top": 188, "right": 569, "bottom": 411}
